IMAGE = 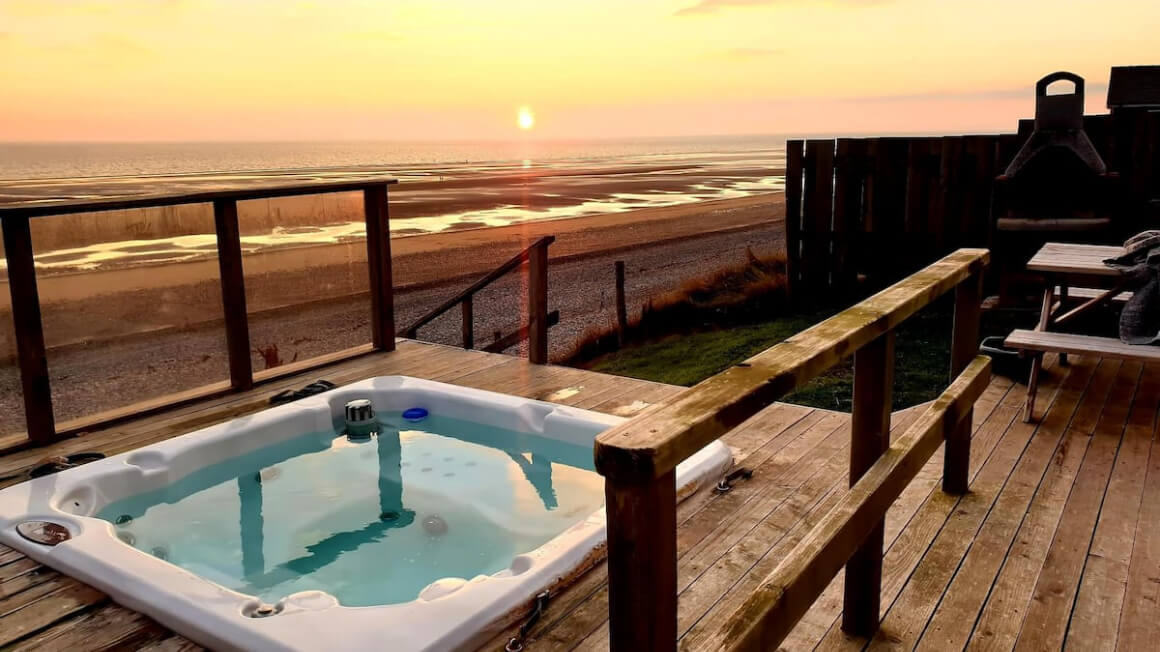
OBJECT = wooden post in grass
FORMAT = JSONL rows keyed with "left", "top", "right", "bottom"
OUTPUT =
{"left": 842, "top": 331, "right": 894, "bottom": 636}
{"left": 461, "top": 295, "right": 474, "bottom": 350}
{"left": 527, "top": 239, "right": 549, "bottom": 364}
{"left": 615, "top": 261, "right": 627, "bottom": 345}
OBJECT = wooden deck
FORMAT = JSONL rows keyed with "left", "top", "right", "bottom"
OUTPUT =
{"left": 1, "top": 343, "right": 1157, "bottom": 651}
{"left": 492, "top": 354, "right": 1159, "bottom": 652}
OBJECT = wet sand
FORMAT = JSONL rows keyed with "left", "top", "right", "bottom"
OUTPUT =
{"left": 1, "top": 154, "right": 784, "bottom": 263}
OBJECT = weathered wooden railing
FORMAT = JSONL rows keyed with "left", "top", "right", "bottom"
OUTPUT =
{"left": 594, "top": 248, "right": 991, "bottom": 650}
{"left": 401, "top": 235, "right": 554, "bottom": 364}
{"left": 0, "top": 180, "right": 397, "bottom": 446}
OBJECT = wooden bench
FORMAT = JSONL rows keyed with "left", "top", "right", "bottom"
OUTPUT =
{"left": 1005, "top": 329, "right": 1160, "bottom": 362}
{"left": 1005, "top": 329, "right": 1160, "bottom": 420}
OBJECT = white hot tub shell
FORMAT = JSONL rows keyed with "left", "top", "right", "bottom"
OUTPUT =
{"left": 0, "top": 376, "right": 732, "bottom": 651}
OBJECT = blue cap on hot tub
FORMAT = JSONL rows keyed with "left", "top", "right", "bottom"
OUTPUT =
{"left": 402, "top": 407, "right": 428, "bottom": 422}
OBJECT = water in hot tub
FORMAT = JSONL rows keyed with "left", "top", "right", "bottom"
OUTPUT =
{"left": 96, "top": 412, "right": 605, "bottom": 607}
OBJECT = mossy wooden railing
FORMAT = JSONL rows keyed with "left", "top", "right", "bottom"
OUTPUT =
{"left": 594, "top": 248, "right": 991, "bottom": 651}
{"left": 0, "top": 180, "right": 396, "bottom": 447}
{"left": 400, "top": 235, "right": 554, "bottom": 363}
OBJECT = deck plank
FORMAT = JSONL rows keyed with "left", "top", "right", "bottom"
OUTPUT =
{"left": 675, "top": 410, "right": 927, "bottom": 651}
{"left": 1068, "top": 364, "right": 1160, "bottom": 650}
{"left": 802, "top": 376, "right": 1022, "bottom": 651}
{"left": 949, "top": 358, "right": 1122, "bottom": 650}
{"left": 913, "top": 357, "right": 1109, "bottom": 651}
{"left": 9, "top": 602, "right": 171, "bottom": 651}
{"left": 1012, "top": 362, "right": 1142, "bottom": 650}
{"left": 861, "top": 365, "right": 1064, "bottom": 651}
{"left": 2, "top": 341, "right": 1157, "bottom": 652}
{"left": 505, "top": 404, "right": 833, "bottom": 651}
{"left": 1116, "top": 371, "right": 1160, "bottom": 652}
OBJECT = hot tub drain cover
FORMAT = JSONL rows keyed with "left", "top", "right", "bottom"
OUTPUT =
{"left": 16, "top": 520, "right": 71, "bottom": 546}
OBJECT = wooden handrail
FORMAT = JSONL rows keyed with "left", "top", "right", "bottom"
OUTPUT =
{"left": 594, "top": 248, "right": 990, "bottom": 482}
{"left": 0, "top": 179, "right": 397, "bottom": 219}
{"left": 482, "top": 310, "right": 559, "bottom": 353}
{"left": 400, "top": 235, "right": 555, "bottom": 364}
{"left": 401, "top": 236, "right": 555, "bottom": 337}
{"left": 2, "top": 179, "right": 397, "bottom": 447}
{"left": 596, "top": 248, "right": 991, "bottom": 651}
{"left": 703, "top": 356, "right": 992, "bottom": 650}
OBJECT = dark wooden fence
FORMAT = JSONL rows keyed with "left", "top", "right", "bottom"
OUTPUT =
{"left": 784, "top": 111, "right": 1160, "bottom": 296}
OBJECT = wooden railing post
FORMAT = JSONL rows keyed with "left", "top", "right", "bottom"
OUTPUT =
{"left": 212, "top": 200, "right": 253, "bottom": 391}
{"left": 2, "top": 216, "right": 56, "bottom": 444}
{"left": 842, "top": 331, "right": 894, "bottom": 635}
{"left": 364, "top": 184, "right": 396, "bottom": 351}
{"left": 605, "top": 470, "right": 678, "bottom": 651}
{"left": 615, "top": 260, "right": 627, "bottom": 345}
{"left": 945, "top": 270, "right": 982, "bottom": 493}
{"left": 527, "top": 239, "right": 549, "bottom": 364}
{"left": 461, "top": 295, "right": 474, "bottom": 349}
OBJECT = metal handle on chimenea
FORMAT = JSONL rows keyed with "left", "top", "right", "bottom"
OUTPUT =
{"left": 1034, "top": 71, "right": 1085, "bottom": 130}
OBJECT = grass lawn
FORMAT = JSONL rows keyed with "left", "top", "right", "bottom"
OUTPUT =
{"left": 584, "top": 297, "right": 1033, "bottom": 411}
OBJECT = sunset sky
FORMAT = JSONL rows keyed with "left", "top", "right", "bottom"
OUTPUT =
{"left": 1, "top": 0, "right": 1157, "bottom": 142}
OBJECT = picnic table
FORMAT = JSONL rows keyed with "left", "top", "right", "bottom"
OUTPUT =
{"left": 1008, "top": 242, "right": 1138, "bottom": 421}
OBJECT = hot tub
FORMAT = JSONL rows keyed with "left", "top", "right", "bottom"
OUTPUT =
{"left": 0, "top": 376, "right": 731, "bottom": 651}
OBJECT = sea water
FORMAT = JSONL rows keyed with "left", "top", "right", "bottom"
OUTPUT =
{"left": 96, "top": 412, "right": 604, "bottom": 607}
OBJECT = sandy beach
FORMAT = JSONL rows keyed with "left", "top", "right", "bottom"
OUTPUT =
{"left": 0, "top": 192, "right": 785, "bottom": 435}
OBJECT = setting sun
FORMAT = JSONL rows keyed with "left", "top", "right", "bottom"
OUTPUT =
{"left": 517, "top": 106, "right": 535, "bottom": 130}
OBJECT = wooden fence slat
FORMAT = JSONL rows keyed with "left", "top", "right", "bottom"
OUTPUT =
{"left": 937, "top": 136, "right": 966, "bottom": 253}
{"left": 904, "top": 139, "right": 932, "bottom": 235}
{"left": 1, "top": 216, "right": 56, "bottom": 444}
{"left": 803, "top": 140, "right": 835, "bottom": 291}
{"left": 212, "top": 200, "right": 253, "bottom": 391}
{"left": 867, "top": 139, "right": 910, "bottom": 281}
{"left": 964, "top": 136, "right": 998, "bottom": 249}
{"left": 928, "top": 136, "right": 946, "bottom": 248}
{"left": 832, "top": 139, "right": 864, "bottom": 293}
{"left": 784, "top": 140, "right": 804, "bottom": 298}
